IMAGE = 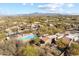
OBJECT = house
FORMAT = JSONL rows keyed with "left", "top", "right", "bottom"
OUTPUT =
{"left": 31, "top": 23, "right": 40, "bottom": 30}
{"left": 39, "top": 34, "right": 57, "bottom": 44}
{"left": 63, "top": 33, "right": 79, "bottom": 42}
{"left": 49, "top": 24, "right": 54, "bottom": 27}
{"left": 55, "top": 33, "right": 64, "bottom": 39}
{"left": 48, "top": 35, "right": 57, "bottom": 41}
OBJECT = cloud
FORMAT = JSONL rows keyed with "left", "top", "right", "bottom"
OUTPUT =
{"left": 22, "top": 3, "right": 26, "bottom": 6}
{"left": 38, "top": 3, "right": 76, "bottom": 14}
{"left": 0, "top": 10, "right": 12, "bottom": 15}
{"left": 38, "top": 3, "right": 64, "bottom": 9}
{"left": 67, "top": 4, "right": 74, "bottom": 8}
{"left": 22, "top": 3, "right": 34, "bottom": 6}
{"left": 38, "top": 3, "right": 64, "bottom": 13}
{"left": 30, "top": 3, "right": 34, "bottom": 6}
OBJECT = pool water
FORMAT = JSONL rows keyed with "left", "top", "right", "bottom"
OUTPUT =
{"left": 18, "top": 34, "right": 37, "bottom": 40}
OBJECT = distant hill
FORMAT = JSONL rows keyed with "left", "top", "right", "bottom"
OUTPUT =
{"left": 0, "top": 13, "right": 79, "bottom": 17}
{"left": 15, "top": 13, "right": 79, "bottom": 16}
{"left": 17, "top": 13, "right": 64, "bottom": 16}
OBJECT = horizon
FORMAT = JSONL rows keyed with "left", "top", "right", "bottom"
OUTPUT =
{"left": 0, "top": 3, "right": 79, "bottom": 15}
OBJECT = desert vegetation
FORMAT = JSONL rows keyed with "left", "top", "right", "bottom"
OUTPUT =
{"left": 0, "top": 15, "right": 79, "bottom": 56}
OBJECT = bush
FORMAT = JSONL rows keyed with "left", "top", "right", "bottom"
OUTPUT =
{"left": 69, "top": 43, "right": 79, "bottom": 55}
{"left": 0, "top": 40, "right": 17, "bottom": 55}
{"left": 56, "top": 38, "right": 70, "bottom": 48}
{"left": 18, "top": 45, "right": 39, "bottom": 56}
{"left": 34, "top": 36, "right": 40, "bottom": 44}
{"left": 0, "top": 31, "right": 5, "bottom": 40}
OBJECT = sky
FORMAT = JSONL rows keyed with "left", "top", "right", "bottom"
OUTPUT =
{"left": 0, "top": 3, "right": 79, "bottom": 15}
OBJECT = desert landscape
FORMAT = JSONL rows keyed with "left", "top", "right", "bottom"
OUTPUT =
{"left": 0, "top": 3, "right": 79, "bottom": 56}
{"left": 0, "top": 14, "right": 79, "bottom": 56}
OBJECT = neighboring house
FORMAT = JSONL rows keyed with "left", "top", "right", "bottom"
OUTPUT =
{"left": 39, "top": 34, "right": 57, "bottom": 44}
{"left": 40, "top": 36, "right": 49, "bottom": 44}
{"left": 31, "top": 23, "right": 40, "bottom": 30}
{"left": 48, "top": 35, "right": 57, "bottom": 41}
{"left": 49, "top": 24, "right": 54, "bottom": 27}
{"left": 56, "top": 33, "right": 64, "bottom": 39}
{"left": 63, "top": 33, "right": 79, "bottom": 41}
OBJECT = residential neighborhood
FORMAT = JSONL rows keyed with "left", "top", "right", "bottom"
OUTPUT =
{"left": 0, "top": 15, "right": 79, "bottom": 56}
{"left": 0, "top": 3, "right": 79, "bottom": 56}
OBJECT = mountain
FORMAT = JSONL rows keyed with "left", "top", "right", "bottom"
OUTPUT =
{"left": 0, "top": 13, "right": 79, "bottom": 17}
{"left": 16, "top": 13, "right": 64, "bottom": 16}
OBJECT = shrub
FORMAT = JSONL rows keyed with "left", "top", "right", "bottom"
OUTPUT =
{"left": 34, "top": 36, "right": 40, "bottom": 44}
{"left": 0, "top": 31, "right": 5, "bottom": 40}
{"left": 69, "top": 43, "right": 79, "bottom": 55}
{"left": 18, "top": 45, "right": 39, "bottom": 56}
{"left": 56, "top": 38, "right": 70, "bottom": 48}
{"left": 0, "top": 40, "right": 17, "bottom": 55}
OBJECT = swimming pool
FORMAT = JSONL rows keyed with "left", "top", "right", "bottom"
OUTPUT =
{"left": 18, "top": 34, "right": 37, "bottom": 40}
